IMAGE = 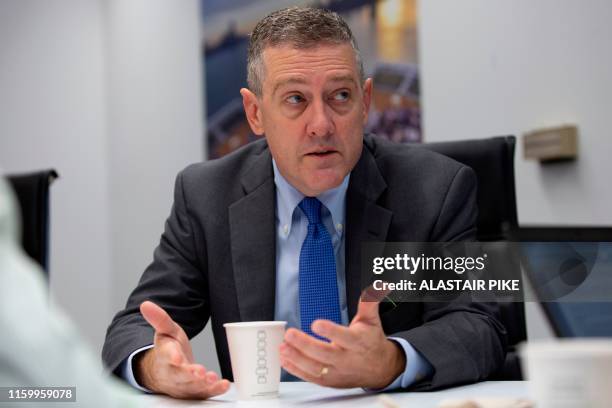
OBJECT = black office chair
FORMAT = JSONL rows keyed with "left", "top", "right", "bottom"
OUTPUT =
{"left": 419, "top": 136, "right": 526, "bottom": 380}
{"left": 6, "top": 169, "right": 58, "bottom": 278}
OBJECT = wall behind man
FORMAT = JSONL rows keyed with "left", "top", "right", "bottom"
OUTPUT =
{"left": 0, "top": 0, "right": 220, "bottom": 372}
{"left": 418, "top": 0, "right": 612, "bottom": 338}
{"left": 0, "top": 0, "right": 113, "bottom": 351}
{"left": 419, "top": 0, "right": 612, "bottom": 225}
{"left": 105, "top": 0, "right": 219, "bottom": 372}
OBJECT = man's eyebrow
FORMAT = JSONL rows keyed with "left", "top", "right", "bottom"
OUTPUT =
{"left": 272, "top": 77, "right": 308, "bottom": 96}
{"left": 327, "top": 74, "right": 358, "bottom": 87}
{"left": 271, "top": 74, "right": 359, "bottom": 96}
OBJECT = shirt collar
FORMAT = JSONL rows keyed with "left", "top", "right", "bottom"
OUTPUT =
{"left": 272, "top": 159, "right": 349, "bottom": 237}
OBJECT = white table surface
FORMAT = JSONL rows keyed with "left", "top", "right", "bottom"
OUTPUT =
{"left": 142, "top": 381, "right": 529, "bottom": 407}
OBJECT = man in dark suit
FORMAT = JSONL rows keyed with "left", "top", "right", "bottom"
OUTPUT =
{"left": 102, "top": 7, "right": 506, "bottom": 399}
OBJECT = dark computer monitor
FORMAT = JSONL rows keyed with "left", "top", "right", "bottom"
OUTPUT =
{"left": 515, "top": 227, "right": 612, "bottom": 338}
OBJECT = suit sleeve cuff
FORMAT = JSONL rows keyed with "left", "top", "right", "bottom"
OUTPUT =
{"left": 120, "top": 344, "right": 154, "bottom": 393}
{"left": 371, "top": 337, "right": 434, "bottom": 391}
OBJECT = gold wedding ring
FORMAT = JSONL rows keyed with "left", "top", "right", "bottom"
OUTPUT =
{"left": 320, "top": 366, "right": 329, "bottom": 376}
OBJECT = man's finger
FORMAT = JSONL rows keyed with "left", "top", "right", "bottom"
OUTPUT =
{"left": 311, "top": 320, "right": 360, "bottom": 350}
{"left": 360, "top": 284, "right": 392, "bottom": 303}
{"left": 280, "top": 346, "right": 327, "bottom": 384}
{"left": 354, "top": 298, "right": 381, "bottom": 323}
{"left": 204, "top": 371, "right": 219, "bottom": 384}
{"left": 167, "top": 341, "right": 186, "bottom": 366}
{"left": 201, "top": 379, "right": 231, "bottom": 398}
{"left": 140, "top": 301, "right": 182, "bottom": 338}
{"left": 177, "top": 374, "right": 230, "bottom": 398}
{"left": 152, "top": 333, "right": 197, "bottom": 367}
{"left": 283, "top": 328, "right": 337, "bottom": 363}
{"left": 353, "top": 285, "right": 392, "bottom": 324}
{"left": 168, "top": 363, "right": 221, "bottom": 386}
{"left": 281, "top": 357, "right": 324, "bottom": 385}
{"left": 186, "top": 363, "right": 207, "bottom": 380}
{"left": 172, "top": 372, "right": 230, "bottom": 399}
{"left": 169, "top": 362, "right": 206, "bottom": 384}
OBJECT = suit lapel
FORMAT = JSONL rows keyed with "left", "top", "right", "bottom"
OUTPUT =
{"left": 345, "top": 144, "right": 393, "bottom": 319}
{"left": 227, "top": 138, "right": 393, "bottom": 322}
{"left": 229, "top": 147, "right": 276, "bottom": 322}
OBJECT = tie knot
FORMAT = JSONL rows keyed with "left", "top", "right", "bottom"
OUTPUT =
{"left": 299, "top": 197, "right": 322, "bottom": 225}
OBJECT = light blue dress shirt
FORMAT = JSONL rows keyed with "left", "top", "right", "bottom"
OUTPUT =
{"left": 121, "top": 160, "right": 433, "bottom": 391}
{"left": 271, "top": 160, "right": 433, "bottom": 389}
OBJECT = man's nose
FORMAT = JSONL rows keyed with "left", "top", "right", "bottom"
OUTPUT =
{"left": 305, "top": 99, "right": 334, "bottom": 138}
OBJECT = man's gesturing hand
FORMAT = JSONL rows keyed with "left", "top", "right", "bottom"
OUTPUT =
{"left": 279, "top": 292, "right": 406, "bottom": 389}
{"left": 135, "top": 301, "right": 230, "bottom": 399}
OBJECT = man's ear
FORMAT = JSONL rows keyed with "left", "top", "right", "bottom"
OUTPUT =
{"left": 362, "top": 78, "right": 373, "bottom": 125}
{"left": 240, "top": 88, "right": 264, "bottom": 135}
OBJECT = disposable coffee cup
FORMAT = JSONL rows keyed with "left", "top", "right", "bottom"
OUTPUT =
{"left": 521, "top": 339, "right": 612, "bottom": 408}
{"left": 223, "top": 321, "right": 287, "bottom": 400}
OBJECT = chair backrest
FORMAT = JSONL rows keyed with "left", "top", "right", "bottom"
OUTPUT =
{"left": 419, "top": 136, "right": 525, "bottom": 380}
{"left": 6, "top": 169, "right": 58, "bottom": 277}
{"left": 420, "top": 136, "right": 518, "bottom": 241}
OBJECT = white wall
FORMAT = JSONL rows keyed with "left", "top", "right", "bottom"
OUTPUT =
{"left": 106, "top": 0, "right": 203, "bottom": 310}
{"left": 0, "top": 0, "right": 113, "bottom": 352}
{"left": 105, "top": 0, "right": 218, "bottom": 372}
{"left": 419, "top": 0, "right": 612, "bottom": 225}
{"left": 418, "top": 0, "right": 612, "bottom": 338}
{"left": 0, "top": 0, "right": 219, "bottom": 371}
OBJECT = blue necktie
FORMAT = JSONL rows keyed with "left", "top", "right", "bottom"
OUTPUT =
{"left": 298, "top": 197, "right": 342, "bottom": 339}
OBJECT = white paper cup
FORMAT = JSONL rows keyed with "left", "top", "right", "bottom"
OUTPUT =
{"left": 521, "top": 339, "right": 612, "bottom": 408}
{"left": 223, "top": 321, "right": 287, "bottom": 400}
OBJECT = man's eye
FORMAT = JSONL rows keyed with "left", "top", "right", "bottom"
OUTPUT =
{"left": 286, "top": 95, "right": 304, "bottom": 104}
{"left": 332, "top": 91, "right": 350, "bottom": 101}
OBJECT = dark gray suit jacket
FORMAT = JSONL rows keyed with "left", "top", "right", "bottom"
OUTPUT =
{"left": 102, "top": 134, "right": 507, "bottom": 390}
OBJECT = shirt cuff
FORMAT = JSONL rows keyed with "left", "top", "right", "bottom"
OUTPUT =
{"left": 120, "top": 344, "right": 155, "bottom": 393}
{"left": 374, "top": 337, "right": 434, "bottom": 391}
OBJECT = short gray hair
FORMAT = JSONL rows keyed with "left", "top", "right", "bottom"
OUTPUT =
{"left": 247, "top": 7, "right": 364, "bottom": 96}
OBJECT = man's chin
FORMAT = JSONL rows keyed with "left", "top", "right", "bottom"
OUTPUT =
{"left": 302, "top": 172, "right": 345, "bottom": 196}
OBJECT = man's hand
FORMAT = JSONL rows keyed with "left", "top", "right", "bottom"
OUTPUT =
{"left": 135, "top": 301, "right": 230, "bottom": 399}
{"left": 279, "top": 292, "right": 406, "bottom": 389}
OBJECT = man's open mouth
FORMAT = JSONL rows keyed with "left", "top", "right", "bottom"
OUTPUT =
{"left": 307, "top": 150, "right": 336, "bottom": 156}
